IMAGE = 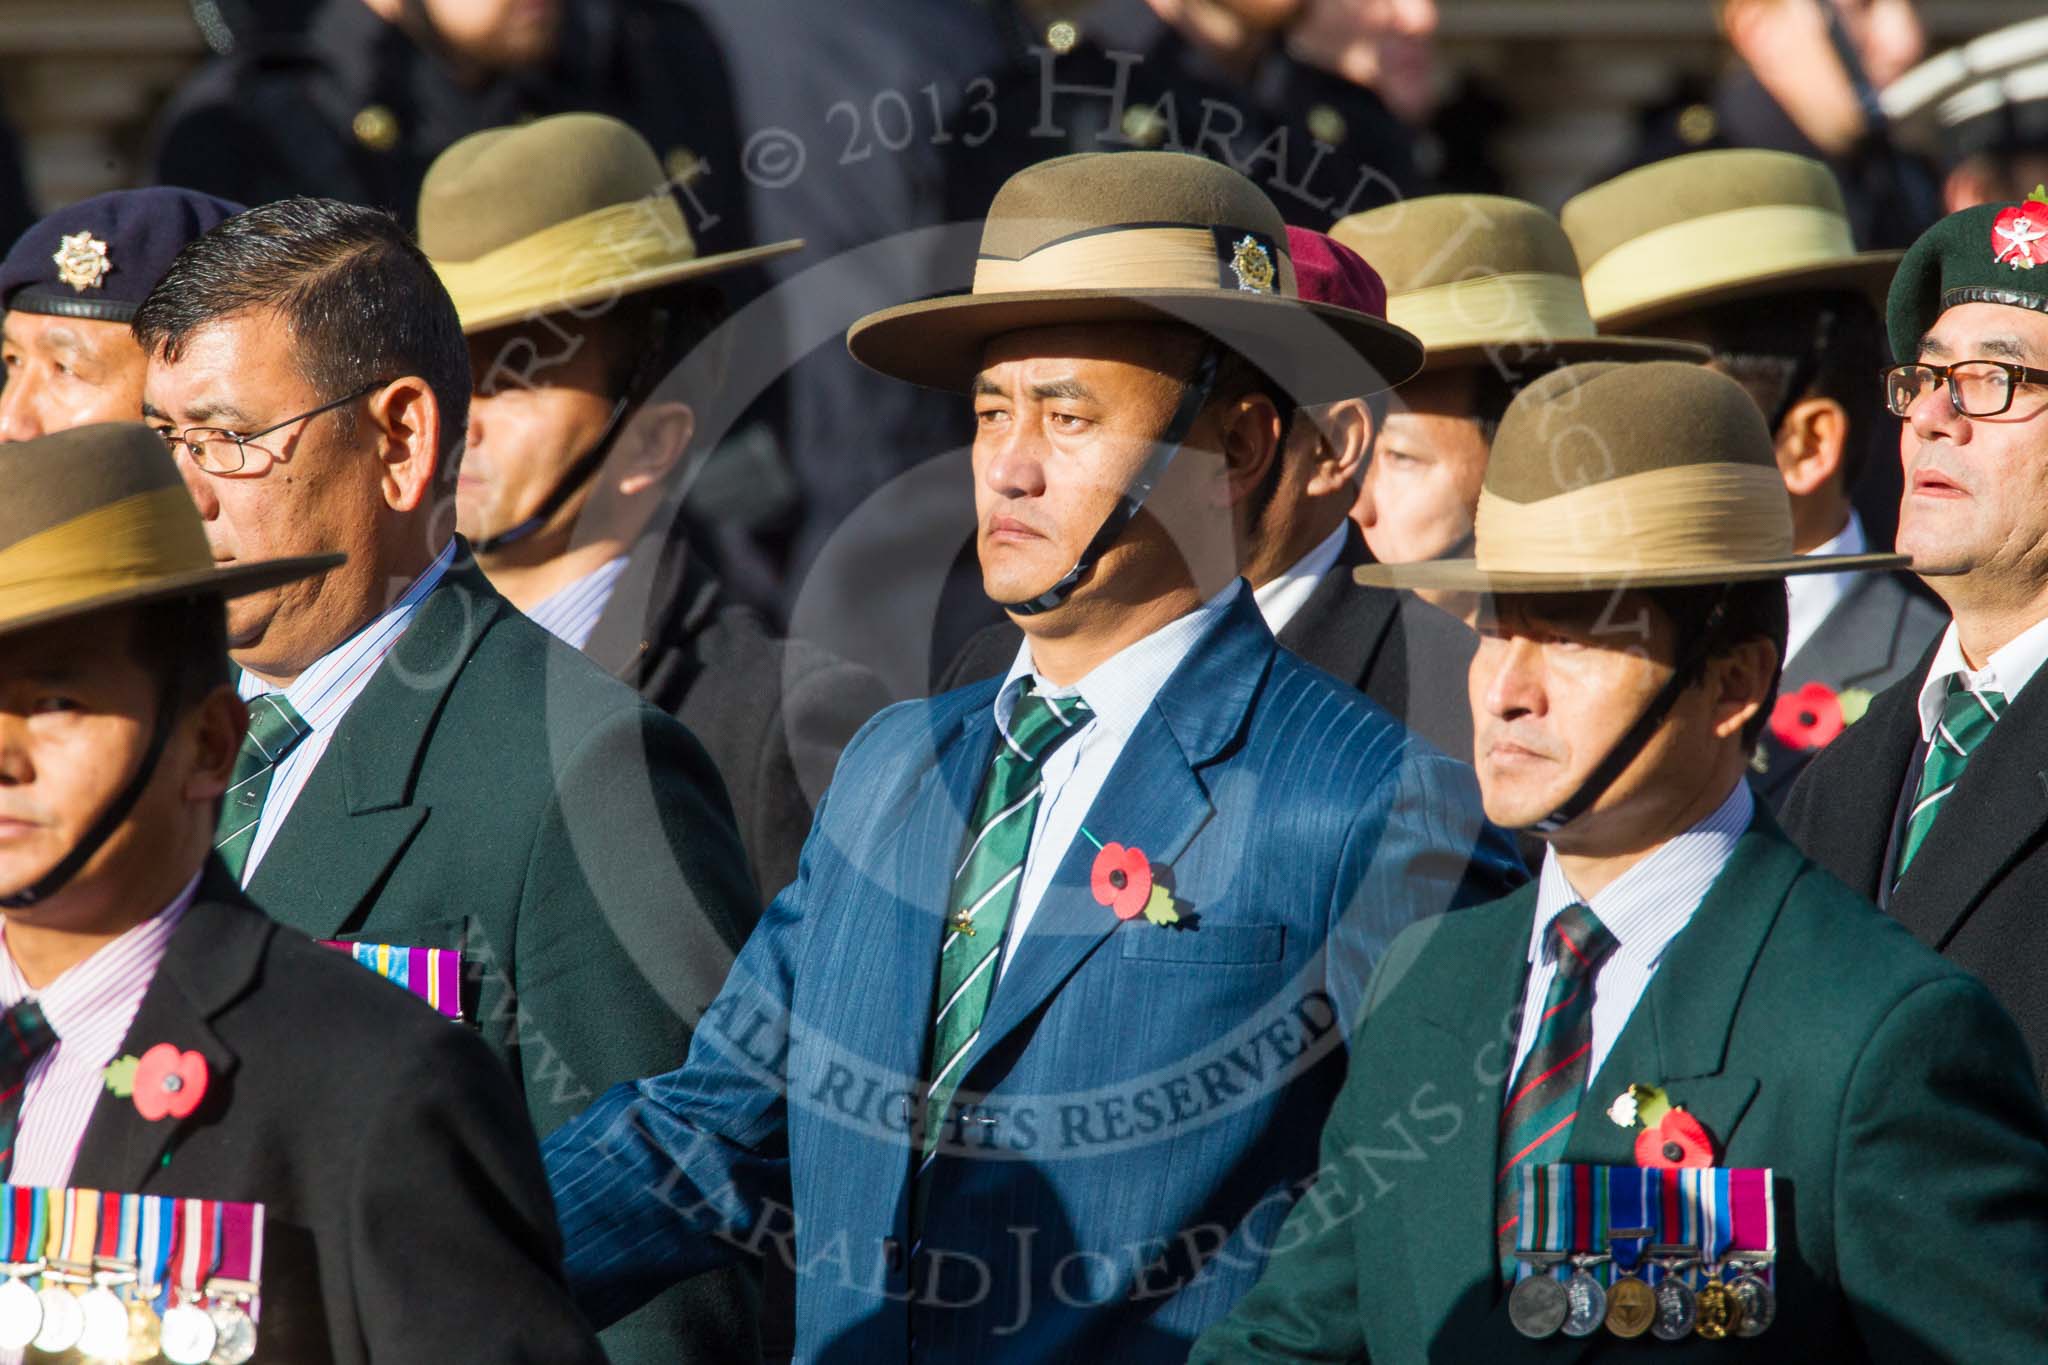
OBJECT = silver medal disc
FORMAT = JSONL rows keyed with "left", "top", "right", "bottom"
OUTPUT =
{"left": 1507, "top": 1272, "right": 1569, "bottom": 1339}
{"left": 208, "top": 1301, "right": 258, "bottom": 1365}
{"left": 1561, "top": 1269, "right": 1608, "bottom": 1337}
{"left": 75, "top": 1285, "right": 130, "bottom": 1358}
{"left": 1650, "top": 1276, "right": 1698, "bottom": 1341}
{"left": 1730, "top": 1272, "right": 1776, "bottom": 1337}
{"left": 160, "top": 1301, "right": 220, "bottom": 1365}
{"left": 0, "top": 1277, "right": 39, "bottom": 1350}
{"left": 31, "top": 1284, "right": 84, "bottom": 1354}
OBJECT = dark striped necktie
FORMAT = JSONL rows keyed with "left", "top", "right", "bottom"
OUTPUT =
{"left": 1899, "top": 678, "right": 2004, "bottom": 878}
{"left": 912, "top": 681, "right": 1091, "bottom": 1232}
{"left": 1496, "top": 902, "right": 1617, "bottom": 1282}
{"left": 0, "top": 1000, "right": 58, "bottom": 1180}
{"left": 214, "top": 694, "right": 313, "bottom": 882}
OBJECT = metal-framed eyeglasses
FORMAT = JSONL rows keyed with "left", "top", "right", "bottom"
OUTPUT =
{"left": 154, "top": 378, "right": 390, "bottom": 475}
{"left": 1883, "top": 360, "right": 2048, "bottom": 418}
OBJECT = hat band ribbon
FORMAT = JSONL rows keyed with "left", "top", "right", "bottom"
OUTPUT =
{"left": 1473, "top": 462, "right": 1793, "bottom": 576}
{"left": 973, "top": 226, "right": 1295, "bottom": 297}
{"left": 1388, "top": 271, "right": 1597, "bottom": 353}
{"left": 433, "top": 196, "right": 699, "bottom": 321}
{"left": 1580, "top": 204, "right": 1859, "bottom": 321}
{"left": 0, "top": 486, "right": 213, "bottom": 619}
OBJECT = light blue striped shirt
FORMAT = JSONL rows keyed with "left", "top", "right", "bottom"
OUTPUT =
{"left": 233, "top": 539, "right": 456, "bottom": 882}
{"left": 524, "top": 554, "right": 630, "bottom": 653}
{"left": 1510, "top": 779, "right": 1754, "bottom": 1085}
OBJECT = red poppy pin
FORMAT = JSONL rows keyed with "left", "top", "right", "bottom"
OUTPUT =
{"left": 1992, "top": 187, "right": 2048, "bottom": 270}
{"left": 1768, "top": 681, "right": 1872, "bottom": 753}
{"left": 1608, "top": 1083, "right": 1715, "bottom": 1168}
{"left": 1085, "top": 834, "right": 1180, "bottom": 925}
{"left": 104, "top": 1043, "right": 208, "bottom": 1122}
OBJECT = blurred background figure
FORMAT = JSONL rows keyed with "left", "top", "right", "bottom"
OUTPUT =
{"left": 0, "top": 90, "right": 32, "bottom": 251}
{"left": 1882, "top": 14, "right": 2048, "bottom": 212}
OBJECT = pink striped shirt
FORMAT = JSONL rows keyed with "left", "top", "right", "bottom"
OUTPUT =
{"left": 0, "top": 875, "right": 195, "bottom": 1189}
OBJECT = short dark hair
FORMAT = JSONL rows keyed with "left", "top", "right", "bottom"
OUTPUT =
{"left": 126, "top": 596, "right": 231, "bottom": 720}
{"left": 132, "top": 197, "right": 471, "bottom": 489}
{"left": 1686, "top": 290, "right": 1887, "bottom": 492}
{"left": 589, "top": 283, "right": 730, "bottom": 405}
{"left": 1648, "top": 579, "right": 1789, "bottom": 751}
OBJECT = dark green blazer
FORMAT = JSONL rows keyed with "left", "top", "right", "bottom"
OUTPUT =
{"left": 243, "top": 552, "right": 762, "bottom": 1365}
{"left": 1193, "top": 812, "right": 2048, "bottom": 1362}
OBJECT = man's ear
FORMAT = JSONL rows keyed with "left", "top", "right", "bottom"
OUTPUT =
{"left": 1709, "top": 636, "right": 1779, "bottom": 743}
{"left": 1213, "top": 393, "right": 1284, "bottom": 509}
{"left": 181, "top": 685, "right": 246, "bottom": 805}
{"left": 1774, "top": 395, "right": 1847, "bottom": 498}
{"left": 366, "top": 377, "right": 442, "bottom": 513}
{"left": 613, "top": 400, "right": 695, "bottom": 498}
{"left": 1301, "top": 397, "right": 1373, "bottom": 498}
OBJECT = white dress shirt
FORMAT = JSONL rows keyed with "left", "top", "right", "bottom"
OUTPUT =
{"left": 235, "top": 539, "right": 455, "bottom": 881}
{"left": 524, "top": 553, "right": 630, "bottom": 652}
{"left": 1914, "top": 610, "right": 2048, "bottom": 743}
{"left": 1508, "top": 781, "right": 1754, "bottom": 1086}
{"left": 1251, "top": 521, "right": 1349, "bottom": 638}
{"left": 990, "top": 580, "right": 1243, "bottom": 974}
{"left": 1784, "top": 511, "right": 1865, "bottom": 665}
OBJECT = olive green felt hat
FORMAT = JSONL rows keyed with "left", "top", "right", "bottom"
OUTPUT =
{"left": 419, "top": 112, "right": 803, "bottom": 334}
{"left": 1329, "top": 195, "right": 1708, "bottom": 370}
{"left": 0, "top": 423, "right": 340, "bottom": 642}
{"left": 1886, "top": 189, "right": 2048, "bottom": 362}
{"left": 846, "top": 151, "right": 1425, "bottom": 402}
{"left": 1353, "top": 361, "right": 1907, "bottom": 594}
{"left": 1561, "top": 150, "right": 1902, "bottom": 332}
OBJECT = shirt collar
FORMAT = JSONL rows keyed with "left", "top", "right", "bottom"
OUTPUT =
{"left": 1528, "top": 779, "right": 1754, "bottom": 968}
{"left": 1915, "top": 610, "right": 2048, "bottom": 742}
{"left": 1251, "top": 521, "right": 1348, "bottom": 632}
{"left": 0, "top": 871, "right": 197, "bottom": 1036}
{"left": 995, "top": 580, "right": 1244, "bottom": 742}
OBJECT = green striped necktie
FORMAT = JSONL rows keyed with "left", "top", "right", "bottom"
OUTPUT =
{"left": 912, "top": 681, "right": 1090, "bottom": 1231}
{"left": 1899, "top": 679, "right": 2004, "bottom": 878}
{"left": 214, "top": 693, "right": 312, "bottom": 882}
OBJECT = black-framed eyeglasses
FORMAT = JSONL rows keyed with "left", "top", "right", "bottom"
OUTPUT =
{"left": 1883, "top": 360, "right": 2048, "bottom": 418}
{"left": 155, "top": 378, "right": 391, "bottom": 475}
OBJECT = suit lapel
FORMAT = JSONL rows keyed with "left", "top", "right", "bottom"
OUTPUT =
{"left": 1274, "top": 527, "right": 1398, "bottom": 685}
{"left": 1812, "top": 662, "right": 1925, "bottom": 902}
{"left": 69, "top": 875, "right": 269, "bottom": 1190}
{"left": 1784, "top": 574, "right": 1906, "bottom": 691}
{"left": 246, "top": 561, "right": 502, "bottom": 938}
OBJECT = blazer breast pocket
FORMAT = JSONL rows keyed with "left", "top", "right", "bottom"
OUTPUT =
{"left": 1119, "top": 922, "right": 1285, "bottom": 966}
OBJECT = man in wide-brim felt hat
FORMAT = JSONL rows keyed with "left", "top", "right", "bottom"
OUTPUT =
{"left": 539, "top": 149, "right": 1521, "bottom": 1362}
{"left": 1195, "top": 359, "right": 2048, "bottom": 1362}
{"left": 0, "top": 423, "right": 607, "bottom": 1362}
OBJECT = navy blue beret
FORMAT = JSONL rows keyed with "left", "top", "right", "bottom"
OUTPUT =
{"left": 0, "top": 186, "right": 244, "bottom": 324}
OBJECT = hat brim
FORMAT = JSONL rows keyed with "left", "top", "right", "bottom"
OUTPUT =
{"left": 452, "top": 239, "right": 805, "bottom": 334}
{"left": 847, "top": 289, "right": 1426, "bottom": 402}
{"left": 1421, "top": 333, "right": 1712, "bottom": 371}
{"left": 1352, "top": 551, "right": 1910, "bottom": 593}
{"left": 1592, "top": 253, "right": 1903, "bottom": 333}
{"left": 0, "top": 553, "right": 343, "bottom": 644}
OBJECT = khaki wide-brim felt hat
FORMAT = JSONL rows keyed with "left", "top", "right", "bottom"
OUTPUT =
{"left": 0, "top": 423, "right": 340, "bottom": 642}
{"left": 1353, "top": 361, "right": 1907, "bottom": 594}
{"left": 1561, "top": 150, "right": 1902, "bottom": 332}
{"left": 1329, "top": 195, "right": 1708, "bottom": 370}
{"left": 419, "top": 112, "right": 803, "bottom": 334}
{"left": 846, "top": 151, "right": 1424, "bottom": 402}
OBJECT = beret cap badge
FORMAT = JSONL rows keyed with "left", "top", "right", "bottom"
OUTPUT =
{"left": 50, "top": 230, "right": 111, "bottom": 292}
{"left": 1230, "top": 234, "right": 1276, "bottom": 294}
{"left": 1991, "top": 187, "right": 2048, "bottom": 271}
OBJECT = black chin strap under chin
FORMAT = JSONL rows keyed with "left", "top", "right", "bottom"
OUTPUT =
{"left": 1, "top": 686, "right": 176, "bottom": 910}
{"left": 1530, "top": 593, "right": 1732, "bottom": 836}
{"left": 471, "top": 395, "right": 631, "bottom": 554}
{"left": 1002, "top": 346, "right": 1223, "bottom": 616}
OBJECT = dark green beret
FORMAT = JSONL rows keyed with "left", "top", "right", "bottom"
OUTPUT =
{"left": 1887, "top": 188, "right": 2048, "bottom": 362}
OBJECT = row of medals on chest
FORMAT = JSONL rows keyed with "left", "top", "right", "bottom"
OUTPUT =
{"left": 0, "top": 1259, "right": 254, "bottom": 1364}
{"left": 1510, "top": 1240, "right": 1778, "bottom": 1342}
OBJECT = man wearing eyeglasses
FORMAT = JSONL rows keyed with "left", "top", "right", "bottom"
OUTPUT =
{"left": 130, "top": 197, "right": 766, "bottom": 1360}
{"left": 1784, "top": 187, "right": 2048, "bottom": 1086}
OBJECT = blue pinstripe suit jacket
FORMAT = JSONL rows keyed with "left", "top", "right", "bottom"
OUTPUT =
{"left": 543, "top": 590, "right": 1521, "bottom": 1362}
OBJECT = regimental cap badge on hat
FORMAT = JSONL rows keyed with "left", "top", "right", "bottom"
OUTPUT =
{"left": 1329, "top": 195, "right": 1707, "bottom": 371}
{"left": 1, "top": 188, "right": 243, "bottom": 325}
{"left": 1353, "top": 361, "right": 1907, "bottom": 594}
{"left": 1887, "top": 188, "right": 2048, "bottom": 361}
{"left": 51, "top": 231, "right": 112, "bottom": 293}
{"left": 847, "top": 151, "right": 1424, "bottom": 403}
{"left": 1992, "top": 187, "right": 2048, "bottom": 270}
{"left": 0, "top": 423, "right": 339, "bottom": 643}
{"left": 1560, "top": 150, "right": 1901, "bottom": 332}
{"left": 418, "top": 112, "right": 803, "bottom": 335}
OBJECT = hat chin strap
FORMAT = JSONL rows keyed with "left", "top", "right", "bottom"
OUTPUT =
{"left": 1529, "top": 593, "right": 1731, "bottom": 837}
{"left": 1001, "top": 346, "right": 1222, "bottom": 617}
{"left": 0, "top": 685, "right": 176, "bottom": 910}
